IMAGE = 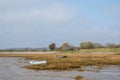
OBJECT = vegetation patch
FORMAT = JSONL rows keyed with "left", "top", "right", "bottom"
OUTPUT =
{"left": 0, "top": 53, "right": 120, "bottom": 70}
{"left": 74, "top": 75, "right": 83, "bottom": 80}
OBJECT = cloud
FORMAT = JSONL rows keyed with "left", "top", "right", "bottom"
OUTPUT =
{"left": 2, "top": 1, "right": 77, "bottom": 26}
{"left": 1, "top": 0, "right": 120, "bottom": 48}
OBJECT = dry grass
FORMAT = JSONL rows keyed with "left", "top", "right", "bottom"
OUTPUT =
{"left": 0, "top": 53, "right": 120, "bottom": 70}
{"left": 74, "top": 75, "right": 83, "bottom": 80}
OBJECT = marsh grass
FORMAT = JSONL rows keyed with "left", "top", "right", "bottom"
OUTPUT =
{"left": 79, "top": 48, "right": 120, "bottom": 52}
{"left": 74, "top": 75, "right": 83, "bottom": 80}
{"left": 0, "top": 53, "right": 120, "bottom": 70}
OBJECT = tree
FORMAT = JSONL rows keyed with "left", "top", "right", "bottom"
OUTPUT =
{"left": 49, "top": 43, "right": 56, "bottom": 51}
{"left": 116, "top": 44, "right": 120, "bottom": 48}
{"left": 93, "top": 43, "right": 105, "bottom": 48}
{"left": 60, "top": 42, "right": 73, "bottom": 50}
{"left": 80, "top": 42, "right": 94, "bottom": 49}
{"left": 106, "top": 43, "right": 117, "bottom": 48}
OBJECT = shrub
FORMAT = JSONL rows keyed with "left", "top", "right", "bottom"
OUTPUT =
{"left": 49, "top": 43, "right": 56, "bottom": 51}
{"left": 80, "top": 42, "right": 94, "bottom": 49}
{"left": 60, "top": 42, "right": 74, "bottom": 50}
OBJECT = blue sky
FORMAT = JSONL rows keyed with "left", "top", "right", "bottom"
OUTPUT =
{"left": 0, "top": 0, "right": 120, "bottom": 48}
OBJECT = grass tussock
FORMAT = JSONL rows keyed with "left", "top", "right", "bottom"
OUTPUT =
{"left": 0, "top": 53, "right": 120, "bottom": 70}
{"left": 75, "top": 75, "right": 83, "bottom": 80}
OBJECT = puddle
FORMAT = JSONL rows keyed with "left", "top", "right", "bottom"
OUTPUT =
{"left": 0, "top": 57, "right": 120, "bottom": 80}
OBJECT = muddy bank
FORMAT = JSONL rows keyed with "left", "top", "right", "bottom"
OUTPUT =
{"left": 0, "top": 57, "right": 120, "bottom": 80}
{"left": 0, "top": 52, "right": 119, "bottom": 55}
{"left": 0, "top": 52, "right": 58, "bottom": 54}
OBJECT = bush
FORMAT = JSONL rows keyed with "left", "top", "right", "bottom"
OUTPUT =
{"left": 106, "top": 43, "right": 117, "bottom": 48}
{"left": 80, "top": 42, "right": 94, "bottom": 49}
{"left": 60, "top": 42, "right": 74, "bottom": 50}
{"left": 49, "top": 43, "right": 56, "bottom": 51}
{"left": 93, "top": 43, "right": 105, "bottom": 48}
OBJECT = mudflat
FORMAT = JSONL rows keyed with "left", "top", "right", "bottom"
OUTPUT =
{"left": 0, "top": 57, "right": 120, "bottom": 80}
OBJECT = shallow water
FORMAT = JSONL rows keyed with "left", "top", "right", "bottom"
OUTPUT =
{"left": 0, "top": 57, "right": 120, "bottom": 80}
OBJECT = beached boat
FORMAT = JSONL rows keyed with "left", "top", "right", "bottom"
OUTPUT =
{"left": 29, "top": 60, "right": 47, "bottom": 65}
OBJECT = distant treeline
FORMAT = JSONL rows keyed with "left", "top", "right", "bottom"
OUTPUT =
{"left": 0, "top": 48, "right": 47, "bottom": 52}
{"left": 0, "top": 42, "right": 120, "bottom": 52}
{"left": 49, "top": 42, "right": 120, "bottom": 51}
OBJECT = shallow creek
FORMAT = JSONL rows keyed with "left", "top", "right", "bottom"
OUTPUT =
{"left": 0, "top": 57, "right": 120, "bottom": 80}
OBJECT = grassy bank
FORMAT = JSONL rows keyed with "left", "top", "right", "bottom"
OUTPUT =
{"left": 0, "top": 52, "right": 120, "bottom": 70}
{"left": 25, "top": 53, "right": 120, "bottom": 70}
{"left": 79, "top": 48, "right": 120, "bottom": 52}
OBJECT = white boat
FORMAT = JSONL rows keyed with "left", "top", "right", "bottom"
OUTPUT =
{"left": 29, "top": 60, "right": 47, "bottom": 65}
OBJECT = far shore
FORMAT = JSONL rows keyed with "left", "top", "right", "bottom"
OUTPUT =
{"left": 0, "top": 51, "right": 119, "bottom": 54}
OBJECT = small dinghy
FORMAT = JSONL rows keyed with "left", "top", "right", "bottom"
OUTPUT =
{"left": 29, "top": 60, "right": 47, "bottom": 65}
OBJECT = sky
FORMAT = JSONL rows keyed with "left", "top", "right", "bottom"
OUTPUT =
{"left": 0, "top": 0, "right": 120, "bottom": 49}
